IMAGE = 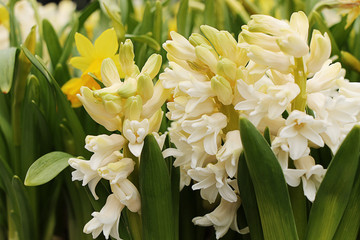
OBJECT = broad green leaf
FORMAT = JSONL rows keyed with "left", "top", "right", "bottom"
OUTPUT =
{"left": 333, "top": 163, "right": 360, "bottom": 239}
{"left": 125, "top": 34, "right": 161, "bottom": 51}
{"left": 153, "top": 1, "right": 162, "bottom": 46}
{"left": 237, "top": 153, "right": 264, "bottom": 240}
{"left": 42, "top": 19, "right": 62, "bottom": 69}
{"left": 12, "top": 176, "right": 37, "bottom": 239}
{"left": 305, "top": 125, "right": 360, "bottom": 240}
{"left": 239, "top": 118, "right": 298, "bottom": 240}
{"left": 24, "top": 151, "right": 72, "bottom": 186}
{"left": 177, "top": 0, "right": 188, "bottom": 37}
{"left": 137, "top": 1, "right": 153, "bottom": 34}
{"left": 140, "top": 134, "right": 174, "bottom": 240}
{"left": 21, "top": 46, "right": 87, "bottom": 156}
{"left": 12, "top": 27, "right": 36, "bottom": 147}
{"left": 204, "top": 0, "right": 215, "bottom": 27}
{"left": 0, "top": 47, "right": 18, "bottom": 93}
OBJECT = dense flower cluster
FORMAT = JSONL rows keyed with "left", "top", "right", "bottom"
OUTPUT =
{"left": 68, "top": 32, "right": 169, "bottom": 240}
{"left": 160, "top": 11, "right": 360, "bottom": 238}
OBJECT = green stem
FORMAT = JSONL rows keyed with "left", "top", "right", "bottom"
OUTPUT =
{"left": 291, "top": 57, "right": 307, "bottom": 112}
{"left": 219, "top": 104, "right": 239, "bottom": 134}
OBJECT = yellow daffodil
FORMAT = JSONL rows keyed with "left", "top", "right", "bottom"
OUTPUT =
{"left": 61, "top": 77, "right": 100, "bottom": 107}
{"left": 69, "top": 28, "right": 124, "bottom": 80}
{"left": 63, "top": 28, "right": 124, "bottom": 107}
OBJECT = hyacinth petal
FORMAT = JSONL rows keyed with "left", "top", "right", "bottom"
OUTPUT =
{"left": 94, "top": 28, "right": 118, "bottom": 57}
{"left": 300, "top": 125, "right": 324, "bottom": 147}
{"left": 203, "top": 134, "right": 218, "bottom": 155}
{"left": 283, "top": 169, "right": 306, "bottom": 187}
{"left": 289, "top": 11, "right": 308, "bottom": 42}
{"left": 75, "top": 32, "right": 95, "bottom": 58}
{"left": 128, "top": 142, "right": 144, "bottom": 157}
{"left": 288, "top": 135, "right": 308, "bottom": 160}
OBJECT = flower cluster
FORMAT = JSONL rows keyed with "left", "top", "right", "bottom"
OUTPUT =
{"left": 160, "top": 11, "right": 360, "bottom": 238}
{"left": 68, "top": 30, "right": 169, "bottom": 240}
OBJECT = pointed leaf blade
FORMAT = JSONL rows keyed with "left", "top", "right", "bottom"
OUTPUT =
{"left": 24, "top": 151, "right": 72, "bottom": 186}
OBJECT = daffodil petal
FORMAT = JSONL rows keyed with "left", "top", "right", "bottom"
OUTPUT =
{"left": 94, "top": 28, "right": 118, "bottom": 57}
{"left": 70, "top": 56, "right": 92, "bottom": 72}
{"left": 75, "top": 32, "right": 95, "bottom": 58}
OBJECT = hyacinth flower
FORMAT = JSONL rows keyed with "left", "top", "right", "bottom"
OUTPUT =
{"left": 160, "top": 11, "right": 360, "bottom": 238}
{"left": 67, "top": 32, "right": 170, "bottom": 239}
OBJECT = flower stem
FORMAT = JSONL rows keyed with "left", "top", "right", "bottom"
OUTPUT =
{"left": 291, "top": 57, "right": 307, "bottom": 112}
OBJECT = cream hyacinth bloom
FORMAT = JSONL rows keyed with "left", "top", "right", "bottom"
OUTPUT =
{"left": 161, "top": 11, "right": 360, "bottom": 238}
{"left": 69, "top": 37, "right": 169, "bottom": 239}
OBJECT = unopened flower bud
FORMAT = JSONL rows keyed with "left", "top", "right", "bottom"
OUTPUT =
{"left": 189, "top": 33, "right": 211, "bottom": 47}
{"left": 217, "top": 58, "right": 237, "bottom": 84}
{"left": 118, "top": 77, "right": 137, "bottom": 98}
{"left": 276, "top": 35, "right": 309, "bottom": 58}
{"left": 141, "top": 54, "right": 162, "bottom": 79}
{"left": 211, "top": 75, "right": 233, "bottom": 105}
{"left": 137, "top": 74, "right": 154, "bottom": 102}
{"left": 124, "top": 95, "right": 143, "bottom": 121}
{"left": 101, "top": 58, "right": 121, "bottom": 87}
{"left": 195, "top": 44, "right": 219, "bottom": 73}
{"left": 119, "top": 39, "right": 139, "bottom": 77}
{"left": 306, "top": 30, "right": 331, "bottom": 74}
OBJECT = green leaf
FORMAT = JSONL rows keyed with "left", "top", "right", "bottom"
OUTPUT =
{"left": 177, "top": 0, "right": 189, "bottom": 37}
{"left": 58, "top": 18, "right": 79, "bottom": 66}
{"left": 78, "top": 0, "right": 100, "bottom": 30}
{"left": 333, "top": 163, "right": 360, "bottom": 239}
{"left": 104, "top": 4, "right": 126, "bottom": 42}
{"left": 42, "top": 19, "right": 62, "bottom": 69}
{"left": 239, "top": 117, "right": 298, "bottom": 240}
{"left": 305, "top": 125, "right": 360, "bottom": 240}
{"left": 0, "top": 47, "right": 18, "bottom": 93}
{"left": 237, "top": 153, "right": 264, "bottom": 240}
{"left": 140, "top": 134, "right": 174, "bottom": 240}
{"left": 24, "top": 151, "right": 73, "bottom": 186}
{"left": 204, "top": 0, "right": 215, "bottom": 27}
{"left": 153, "top": 1, "right": 162, "bottom": 46}
{"left": 125, "top": 34, "right": 161, "bottom": 51}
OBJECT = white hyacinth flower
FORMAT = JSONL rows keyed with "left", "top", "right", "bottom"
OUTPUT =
{"left": 111, "top": 179, "right": 141, "bottom": 213}
{"left": 216, "top": 130, "right": 242, "bottom": 178}
{"left": 188, "top": 162, "right": 237, "bottom": 203}
{"left": 83, "top": 194, "right": 123, "bottom": 240}
{"left": 278, "top": 110, "right": 326, "bottom": 160}
{"left": 181, "top": 113, "right": 227, "bottom": 155}
{"left": 123, "top": 119, "right": 149, "bottom": 157}
{"left": 193, "top": 197, "right": 243, "bottom": 239}
{"left": 294, "top": 155, "right": 327, "bottom": 202}
{"left": 98, "top": 158, "right": 135, "bottom": 184}
{"left": 68, "top": 158, "right": 102, "bottom": 199}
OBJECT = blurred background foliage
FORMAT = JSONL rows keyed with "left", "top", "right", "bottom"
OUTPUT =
{"left": 0, "top": 0, "right": 360, "bottom": 239}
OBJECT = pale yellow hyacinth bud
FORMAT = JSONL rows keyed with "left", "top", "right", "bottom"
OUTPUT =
{"left": 211, "top": 75, "right": 233, "bottom": 105}
{"left": 306, "top": 30, "right": 331, "bottom": 75}
{"left": 217, "top": 58, "right": 237, "bottom": 85}
{"left": 124, "top": 95, "right": 143, "bottom": 121}
{"left": 137, "top": 74, "right": 154, "bottom": 103}
{"left": 120, "top": 39, "right": 138, "bottom": 77}
{"left": 148, "top": 109, "right": 164, "bottom": 133}
{"left": 289, "top": 11, "right": 309, "bottom": 42}
{"left": 101, "top": 58, "right": 121, "bottom": 87}
{"left": 141, "top": 54, "right": 162, "bottom": 79}
{"left": 118, "top": 77, "right": 137, "bottom": 98}
{"left": 200, "top": 25, "right": 238, "bottom": 62}
{"left": 195, "top": 44, "right": 219, "bottom": 73}
{"left": 276, "top": 35, "right": 309, "bottom": 58}
{"left": 241, "top": 28, "right": 280, "bottom": 52}
{"left": 189, "top": 33, "right": 211, "bottom": 47}
{"left": 101, "top": 94, "right": 123, "bottom": 114}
